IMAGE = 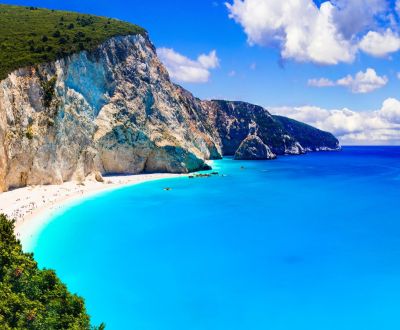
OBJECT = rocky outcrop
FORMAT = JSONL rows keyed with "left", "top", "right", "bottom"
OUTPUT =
{"left": 272, "top": 115, "right": 340, "bottom": 151}
{"left": 198, "top": 100, "right": 338, "bottom": 158}
{"left": 0, "top": 33, "right": 340, "bottom": 192}
{"left": 234, "top": 135, "right": 276, "bottom": 160}
{"left": 0, "top": 34, "right": 221, "bottom": 191}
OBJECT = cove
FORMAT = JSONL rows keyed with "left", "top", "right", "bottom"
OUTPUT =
{"left": 28, "top": 147, "right": 400, "bottom": 330}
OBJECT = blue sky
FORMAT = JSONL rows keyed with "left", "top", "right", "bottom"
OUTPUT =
{"left": 3, "top": 0, "right": 400, "bottom": 144}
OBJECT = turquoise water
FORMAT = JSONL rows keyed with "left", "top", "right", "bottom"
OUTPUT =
{"left": 29, "top": 147, "right": 400, "bottom": 330}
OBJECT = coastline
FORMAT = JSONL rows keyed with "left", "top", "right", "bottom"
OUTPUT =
{"left": 0, "top": 173, "right": 182, "bottom": 249}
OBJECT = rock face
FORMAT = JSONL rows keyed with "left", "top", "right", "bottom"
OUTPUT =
{"left": 234, "top": 135, "right": 276, "bottom": 160}
{"left": 199, "top": 100, "right": 339, "bottom": 157}
{"left": 0, "top": 34, "right": 340, "bottom": 192}
{"left": 0, "top": 35, "right": 221, "bottom": 191}
{"left": 272, "top": 115, "right": 340, "bottom": 151}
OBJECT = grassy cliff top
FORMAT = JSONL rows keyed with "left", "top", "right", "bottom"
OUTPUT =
{"left": 0, "top": 4, "right": 146, "bottom": 80}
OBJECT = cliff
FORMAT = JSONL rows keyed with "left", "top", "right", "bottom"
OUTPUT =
{"left": 199, "top": 100, "right": 339, "bottom": 160}
{"left": 272, "top": 115, "right": 340, "bottom": 151}
{"left": 0, "top": 8, "right": 340, "bottom": 192}
{"left": 0, "top": 34, "right": 221, "bottom": 191}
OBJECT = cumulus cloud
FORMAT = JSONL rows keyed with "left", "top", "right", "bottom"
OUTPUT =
{"left": 157, "top": 48, "right": 220, "bottom": 83}
{"left": 270, "top": 99, "right": 400, "bottom": 145}
{"left": 337, "top": 68, "right": 388, "bottom": 93}
{"left": 330, "top": 0, "right": 387, "bottom": 38}
{"left": 308, "top": 68, "right": 388, "bottom": 93}
{"left": 359, "top": 29, "right": 400, "bottom": 57}
{"left": 380, "top": 98, "right": 400, "bottom": 124}
{"left": 226, "top": 0, "right": 399, "bottom": 64}
{"left": 226, "top": 0, "right": 355, "bottom": 65}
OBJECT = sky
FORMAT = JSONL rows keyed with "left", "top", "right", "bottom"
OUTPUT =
{"left": 3, "top": 0, "right": 400, "bottom": 145}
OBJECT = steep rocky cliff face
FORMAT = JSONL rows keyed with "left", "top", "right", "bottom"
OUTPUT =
{"left": 199, "top": 100, "right": 339, "bottom": 160}
{"left": 0, "top": 33, "right": 339, "bottom": 192}
{"left": 272, "top": 115, "right": 340, "bottom": 151}
{"left": 0, "top": 35, "right": 220, "bottom": 191}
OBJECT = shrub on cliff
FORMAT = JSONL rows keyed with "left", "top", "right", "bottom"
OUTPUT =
{"left": 40, "top": 75, "right": 57, "bottom": 108}
{"left": 0, "top": 214, "right": 104, "bottom": 329}
{"left": 0, "top": 4, "right": 146, "bottom": 80}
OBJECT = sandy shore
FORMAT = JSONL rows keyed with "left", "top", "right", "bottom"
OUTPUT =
{"left": 0, "top": 173, "right": 181, "bottom": 246}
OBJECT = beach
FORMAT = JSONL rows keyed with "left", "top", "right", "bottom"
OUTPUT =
{"left": 0, "top": 173, "right": 181, "bottom": 245}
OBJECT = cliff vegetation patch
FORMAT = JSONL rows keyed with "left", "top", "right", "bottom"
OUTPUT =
{"left": 0, "top": 4, "right": 145, "bottom": 80}
{"left": 40, "top": 75, "right": 57, "bottom": 108}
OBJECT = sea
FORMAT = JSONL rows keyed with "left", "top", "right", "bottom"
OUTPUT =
{"left": 26, "top": 146, "right": 400, "bottom": 330}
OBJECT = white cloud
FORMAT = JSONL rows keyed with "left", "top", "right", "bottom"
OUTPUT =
{"left": 226, "top": 0, "right": 355, "bottom": 65}
{"left": 226, "top": 0, "right": 399, "bottom": 64}
{"left": 270, "top": 99, "right": 400, "bottom": 145}
{"left": 157, "top": 48, "right": 220, "bottom": 83}
{"left": 359, "top": 29, "right": 400, "bottom": 57}
{"left": 308, "top": 78, "right": 335, "bottom": 87}
{"left": 309, "top": 68, "right": 388, "bottom": 93}
{"left": 380, "top": 98, "right": 400, "bottom": 124}
{"left": 396, "top": 0, "right": 400, "bottom": 17}
{"left": 198, "top": 50, "right": 220, "bottom": 69}
{"left": 331, "top": 0, "right": 387, "bottom": 38}
{"left": 337, "top": 68, "right": 388, "bottom": 93}
{"left": 228, "top": 70, "right": 237, "bottom": 77}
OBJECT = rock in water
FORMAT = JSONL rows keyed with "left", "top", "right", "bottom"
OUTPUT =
{"left": 234, "top": 135, "right": 276, "bottom": 160}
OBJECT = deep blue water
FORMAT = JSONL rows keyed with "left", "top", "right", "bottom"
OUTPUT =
{"left": 29, "top": 147, "right": 400, "bottom": 330}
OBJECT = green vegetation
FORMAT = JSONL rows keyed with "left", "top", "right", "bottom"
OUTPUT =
{"left": 40, "top": 75, "right": 57, "bottom": 108}
{"left": 0, "top": 214, "right": 104, "bottom": 329}
{"left": 273, "top": 115, "right": 339, "bottom": 149}
{"left": 25, "top": 125, "right": 34, "bottom": 140}
{"left": 0, "top": 4, "right": 146, "bottom": 80}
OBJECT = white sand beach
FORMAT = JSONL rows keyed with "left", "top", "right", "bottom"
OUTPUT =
{"left": 0, "top": 173, "right": 181, "bottom": 245}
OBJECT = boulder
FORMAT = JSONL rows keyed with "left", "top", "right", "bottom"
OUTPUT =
{"left": 234, "top": 135, "right": 276, "bottom": 160}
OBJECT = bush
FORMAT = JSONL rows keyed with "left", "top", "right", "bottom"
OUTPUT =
{"left": 41, "top": 76, "right": 57, "bottom": 108}
{"left": 52, "top": 30, "right": 61, "bottom": 38}
{"left": 25, "top": 126, "right": 34, "bottom": 139}
{"left": 73, "top": 31, "right": 86, "bottom": 43}
{"left": 0, "top": 214, "right": 102, "bottom": 328}
{"left": 58, "top": 37, "right": 67, "bottom": 44}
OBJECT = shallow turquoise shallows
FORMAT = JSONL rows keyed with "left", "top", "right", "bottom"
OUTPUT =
{"left": 28, "top": 147, "right": 400, "bottom": 330}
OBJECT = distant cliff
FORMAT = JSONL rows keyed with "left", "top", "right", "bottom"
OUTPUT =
{"left": 199, "top": 100, "right": 339, "bottom": 160}
{"left": 0, "top": 7, "right": 339, "bottom": 192}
